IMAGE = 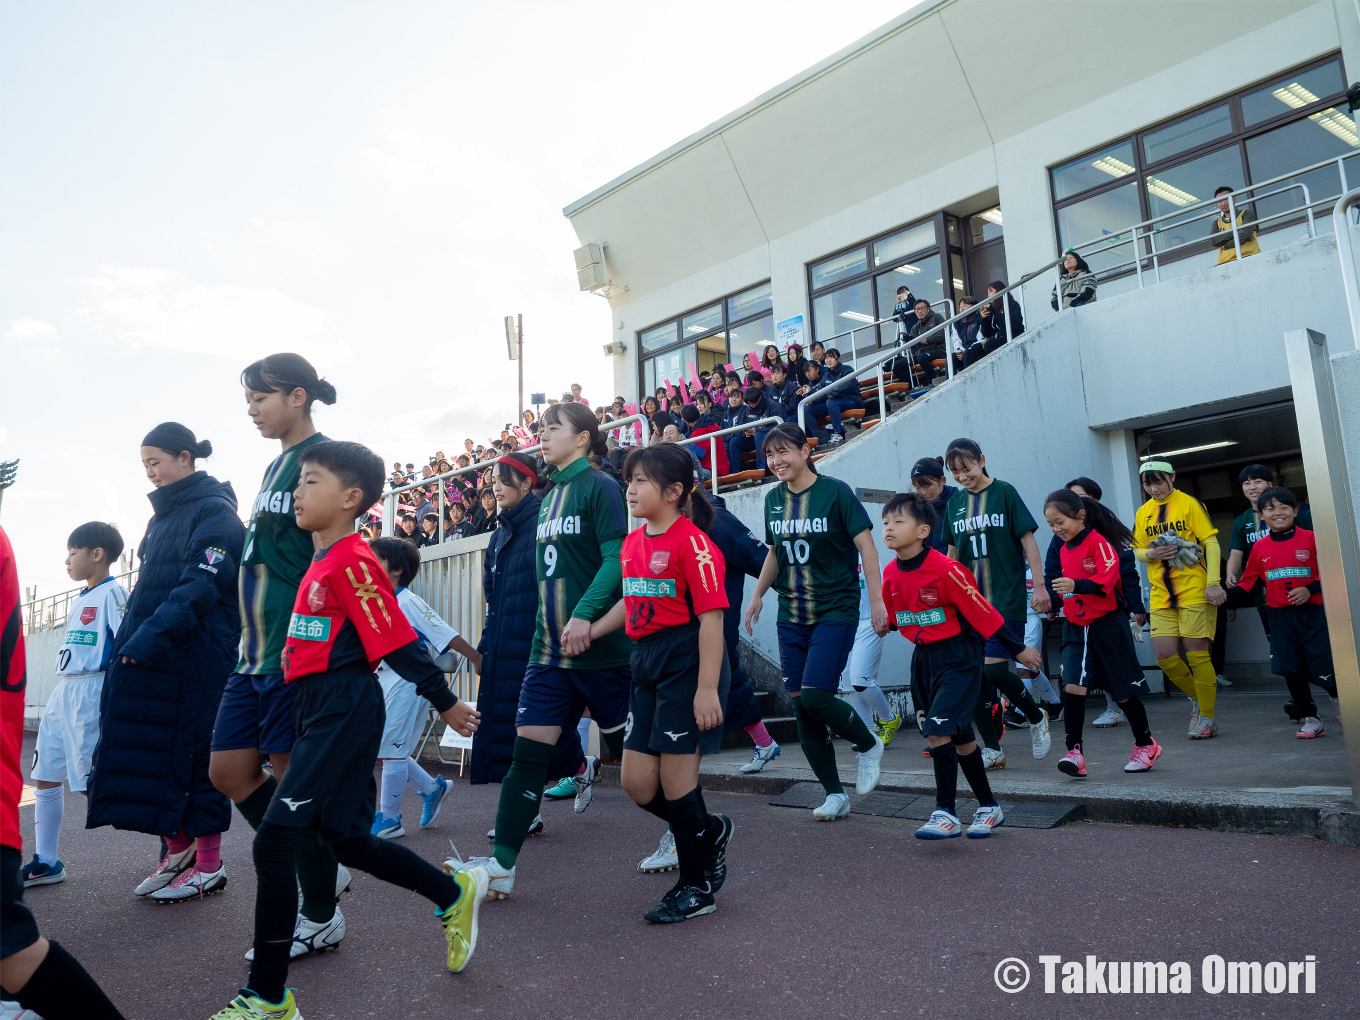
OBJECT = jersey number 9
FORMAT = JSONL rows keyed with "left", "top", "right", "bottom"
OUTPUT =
{"left": 544, "top": 544, "right": 557, "bottom": 576}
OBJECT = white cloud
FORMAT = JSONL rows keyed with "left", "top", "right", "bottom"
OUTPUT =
{"left": 5, "top": 318, "right": 58, "bottom": 340}
{"left": 79, "top": 265, "right": 346, "bottom": 363}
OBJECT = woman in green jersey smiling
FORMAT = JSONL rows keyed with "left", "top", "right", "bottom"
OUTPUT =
{"left": 743, "top": 424, "right": 886, "bottom": 821}
{"left": 942, "top": 438, "right": 1053, "bottom": 769}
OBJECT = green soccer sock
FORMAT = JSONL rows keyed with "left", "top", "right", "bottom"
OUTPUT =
{"left": 491, "top": 737, "right": 555, "bottom": 870}
{"left": 800, "top": 687, "right": 876, "bottom": 753}
{"left": 296, "top": 831, "right": 338, "bottom": 924}
{"left": 973, "top": 694, "right": 1001, "bottom": 751}
{"left": 793, "top": 697, "right": 843, "bottom": 795}
{"left": 235, "top": 773, "right": 277, "bottom": 829}
{"left": 985, "top": 661, "right": 1043, "bottom": 724}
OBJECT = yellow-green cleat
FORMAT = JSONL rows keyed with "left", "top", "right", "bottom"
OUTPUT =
{"left": 440, "top": 865, "right": 487, "bottom": 973}
{"left": 875, "top": 713, "right": 901, "bottom": 747}
{"left": 208, "top": 989, "right": 302, "bottom": 1019}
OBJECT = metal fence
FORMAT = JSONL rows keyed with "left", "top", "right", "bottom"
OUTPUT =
{"left": 21, "top": 564, "right": 139, "bottom": 636}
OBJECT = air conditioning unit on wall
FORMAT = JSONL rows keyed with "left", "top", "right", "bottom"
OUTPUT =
{"left": 573, "top": 241, "right": 627, "bottom": 297}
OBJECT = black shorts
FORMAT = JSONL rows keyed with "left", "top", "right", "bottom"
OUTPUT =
{"left": 1, "top": 845, "right": 41, "bottom": 959}
{"left": 909, "top": 632, "right": 982, "bottom": 741}
{"left": 211, "top": 672, "right": 298, "bottom": 754}
{"left": 1268, "top": 603, "right": 1334, "bottom": 678}
{"left": 625, "top": 622, "right": 730, "bottom": 757}
{"left": 1060, "top": 613, "right": 1147, "bottom": 701}
{"left": 262, "top": 665, "right": 385, "bottom": 844}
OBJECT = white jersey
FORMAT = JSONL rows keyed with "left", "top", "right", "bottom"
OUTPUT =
{"left": 857, "top": 559, "right": 870, "bottom": 620}
{"left": 375, "top": 588, "right": 459, "bottom": 677}
{"left": 58, "top": 578, "right": 128, "bottom": 677}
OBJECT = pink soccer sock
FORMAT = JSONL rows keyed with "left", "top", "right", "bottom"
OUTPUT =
{"left": 166, "top": 825, "right": 192, "bottom": 855}
{"left": 196, "top": 833, "right": 222, "bottom": 873}
{"left": 744, "top": 721, "right": 773, "bottom": 748}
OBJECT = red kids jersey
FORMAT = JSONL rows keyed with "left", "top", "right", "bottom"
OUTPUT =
{"left": 282, "top": 533, "right": 418, "bottom": 681}
{"left": 880, "top": 547, "right": 1005, "bottom": 645}
{"left": 1058, "top": 528, "right": 1122, "bottom": 625}
{"left": 1, "top": 527, "right": 26, "bottom": 850}
{"left": 1238, "top": 527, "right": 1323, "bottom": 609}
{"left": 620, "top": 517, "right": 728, "bottom": 640}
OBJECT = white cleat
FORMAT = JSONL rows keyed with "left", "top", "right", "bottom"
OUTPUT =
{"left": 915, "top": 809, "right": 962, "bottom": 839}
{"left": 1093, "top": 705, "right": 1125, "bottom": 727}
{"left": 446, "top": 854, "right": 515, "bottom": 900}
{"left": 1030, "top": 709, "right": 1052, "bottom": 759}
{"left": 149, "top": 864, "right": 226, "bottom": 903}
{"left": 574, "top": 756, "right": 599, "bottom": 813}
{"left": 486, "top": 815, "right": 543, "bottom": 841}
{"left": 134, "top": 844, "right": 196, "bottom": 896}
{"left": 812, "top": 792, "right": 851, "bottom": 821}
{"left": 336, "top": 863, "right": 352, "bottom": 898}
{"left": 855, "top": 734, "right": 885, "bottom": 796}
{"left": 638, "top": 829, "right": 678, "bottom": 873}
{"left": 739, "top": 741, "right": 781, "bottom": 773}
{"left": 245, "top": 906, "right": 347, "bottom": 960}
{"left": 981, "top": 747, "right": 1007, "bottom": 770}
{"left": 967, "top": 804, "right": 1005, "bottom": 838}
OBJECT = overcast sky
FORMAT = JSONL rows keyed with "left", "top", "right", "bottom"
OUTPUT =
{"left": 0, "top": 0, "right": 908, "bottom": 594}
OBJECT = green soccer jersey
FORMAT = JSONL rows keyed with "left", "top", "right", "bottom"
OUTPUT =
{"left": 530, "top": 456, "right": 633, "bottom": 669}
{"left": 236, "top": 432, "right": 327, "bottom": 675}
{"left": 1230, "top": 503, "right": 1313, "bottom": 607}
{"left": 943, "top": 478, "right": 1037, "bottom": 620}
{"left": 764, "top": 474, "right": 871, "bottom": 625}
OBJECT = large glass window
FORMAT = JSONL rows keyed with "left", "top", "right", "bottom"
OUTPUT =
{"left": 637, "top": 281, "right": 774, "bottom": 397}
{"left": 1051, "top": 55, "right": 1353, "bottom": 280}
{"left": 812, "top": 280, "right": 873, "bottom": 349}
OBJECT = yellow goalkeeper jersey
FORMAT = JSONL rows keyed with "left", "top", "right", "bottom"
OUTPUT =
{"left": 1133, "top": 489, "right": 1217, "bottom": 610}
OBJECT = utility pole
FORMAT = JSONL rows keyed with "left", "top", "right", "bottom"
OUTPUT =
{"left": 505, "top": 314, "right": 524, "bottom": 424}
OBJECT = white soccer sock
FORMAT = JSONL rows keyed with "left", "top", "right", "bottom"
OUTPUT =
{"left": 1023, "top": 670, "right": 1059, "bottom": 705}
{"left": 379, "top": 759, "right": 407, "bottom": 818}
{"left": 404, "top": 756, "right": 439, "bottom": 795}
{"left": 846, "top": 690, "right": 875, "bottom": 730}
{"left": 33, "top": 786, "right": 64, "bottom": 864}
{"left": 854, "top": 682, "right": 893, "bottom": 721}
{"left": 577, "top": 718, "right": 593, "bottom": 756}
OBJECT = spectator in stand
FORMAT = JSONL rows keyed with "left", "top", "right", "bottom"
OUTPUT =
{"left": 648, "top": 409, "right": 678, "bottom": 443}
{"left": 741, "top": 351, "right": 761, "bottom": 376}
{"left": 784, "top": 343, "right": 809, "bottom": 385}
{"left": 682, "top": 399, "right": 729, "bottom": 478}
{"left": 721, "top": 386, "right": 745, "bottom": 431}
{"left": 1210, "top": 186, "right": 1259, "bottom": 263}
{"left": 397, "top": 513, "right": 420, "bottom": 546}
{"left": 463, "top": 439, "right": 475, "bottom": 456}
{"left": 523, "top": 409, "right": 539, "bottom": 437}
{"left": 907, "top": 299, "right": 948, "bottom": 383}
{"left": 445, "top": 500, "right": 474, "bottom": 540}
{"left": 808, "top": 341, "right": 826, "bottom": 369}
{"left": 795, "top": 358, "right": 823, "bottom": 400}
{"left": 642, "top": 395, "right": 661, "bottom": 419}
{"left": 1051, "top": 253, "right": 1097, "bottom": 311}
{"left": 953, "top": 295, "right": 984, "bottom": 369}
{"left": 802, "top": 347, "right": 861, "bottom": 445}
{"left": 569, "top": 383, "right": 589, "bottom": 405}
{"left": 708, "top": 367, "right": 728, "bottom": 395}
{"left": 666, "top": 395, "right": 685, "bottom": 418}
{"left": 594, "top": 407, "right": 607, "bottom": 424}
{"left": 892, "top": 285, "right": 917, "bottom": 343}
{"left": 653, "top": 386, "right": 669, "bottom": 406}
{"left": 419, "top": 512, "right": 440, "bottom": 547}
{"left": 660, "top": 423, "right": 710, "bottom": 482}
{"left": 726, "top": 385, "right": 777, "bottom": 473}
{"left": 760, "top": 344, "right": 783, "bottom": 374}
{"left": 979, "top": 279, "right": 1025, "bottom": 345}
{"left": 471, "top": 486, "right": 498, "bottom": 535}
{"left": 767, "top": 362, "right": 798, "bottom": 420}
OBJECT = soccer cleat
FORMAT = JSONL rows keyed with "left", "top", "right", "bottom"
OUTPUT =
{"left": 739, "top": 741, "right": 781, "bottom": 773}
{"left": 981, "top": 747, "right": 1006, "bottom": 770}
{"left": 704, "top": 815, "right": 734, "bottom": 893}
{"left": 855, "top": 734, "right": 885, "bottom": 796}
{"left": 1045, "top": 699, "right": 1064, "bottom": 721}
{"left": 245, "top": 907, "right": 347, "bottom": 960}
{"left": 574, "top": 756, "right": 599, "bottom": 813}
{"left": 1329, "top": 694, "right": 1343, "bottom": 728}
{"left": 1296, "top": 716, "right": 1325, "bottom": 739}
{"left": 1283, "top": 698, "right": 1303, "bottom": 722}
{"left": 440, "top": 867, "right": 487, "bottom": 973}
{"left": 1186, "top": 700, "right": 1201, "bottom": 737}
{"left": 371, "top": 813, "right": 405, "bottom": 839}
{"left": 446, "top": 854, "right": 514, "bottom": 900}
{"left": 1216, "top": 674, "right": 1233, "bottom": 687}
{"left": 21, "top": 855, "right": 65, "bottom": 887}
{"left": 638, "top": 829, "right": 678, "bottom": 873}
{"left": 1093, "top": 704, "right": 1125, "bottom": 727}
{"left": 1030, "top": 709, "right": 1052, "bottom": 759}
{"left": 486, "top": 815, "right": 543, "bottom": 841}
{"left": 915, "top": 809, "right": 962, "bottom": 839}
{"left": 542, "top": 776, "right": 577, "bottom": 800}
{"left": 812, "top": 792, "right": 850, "bottom": 821}
{"left": 966, "top": 804, "right": 1005, "bottom": 838}
{"left": 1125, "top": 739, "right": 1163, "bottom": 772}
{"left": 419, "top": 775, "right": 450, "bottom": 828}
{"left": 151, "top": 864, "right": 227, "bottom": 903}
{"left": 0, "top": 1004, "right": 41, "bottom": 1020}
{"left": 644, "top": 883, "right": 716, "bottom": 923}
{"left": 1002, "top": 707, "right": 1029, "bottom": 730}
{"left": 1188, "top": 715, "right": 1218, "bottom": 740}
{"left": 207, "top": 989, "right": 302, "bottom": 1019}
{"left": 135, "top": 843, "right": 197, "bottom": 896}
{"left": 875, "top": 713, "right": 901, "bottom": 747}
{"left": 1058, "top": 744, "right": 1087, "bottom": 778}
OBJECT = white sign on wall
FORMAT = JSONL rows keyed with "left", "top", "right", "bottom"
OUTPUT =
{"left": 776, "top": 315, "right": 804, "bottom": 349}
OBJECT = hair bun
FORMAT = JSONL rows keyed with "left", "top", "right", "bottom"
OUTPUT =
{"left": 315, "top": 379, "right": 338, "bottom": 405}
{"left": 196, "top": 439, "right": 214, "bottom": 459}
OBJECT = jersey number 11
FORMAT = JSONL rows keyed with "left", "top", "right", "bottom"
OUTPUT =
{"left": 969, "top": 533, "right": 988, "bottom": 559}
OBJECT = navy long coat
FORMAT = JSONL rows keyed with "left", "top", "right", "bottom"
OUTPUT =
{"left": 87, "top": 471, "right": 242, "bottom": 838}
{"left": 471, "top": 493, "right": 581, "bottom": 783}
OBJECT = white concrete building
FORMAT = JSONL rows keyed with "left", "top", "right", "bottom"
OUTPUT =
{"left": 564, "top": 0, "right": 1360, "bottom": 682}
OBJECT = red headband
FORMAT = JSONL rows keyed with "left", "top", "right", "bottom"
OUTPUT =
{"left": 495, "top": 456, "right": 537, "bottom": 485}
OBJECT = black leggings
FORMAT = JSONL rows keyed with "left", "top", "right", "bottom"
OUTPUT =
{"left": 249, "top": 822, "right": 457, "bottom": 1003}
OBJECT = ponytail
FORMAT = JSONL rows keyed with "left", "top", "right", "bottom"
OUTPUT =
{"left": 542, "top": 401, "right": 607, "bottom": 458}
{"left": 141, "top": 422, "right": 212, "bottom": 463}
{"left": 623, "top": 444, "right": 714, "bottom": 533}
{"left": 1044, "top": 489, "right": 1132, "bottom": 547}
{"left": 241, "top": 353, "right": 337, "bottom": 414}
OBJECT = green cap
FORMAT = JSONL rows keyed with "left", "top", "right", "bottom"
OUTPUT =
{"left": 1139, "top": 459, "right": 1174, "bottom": 475}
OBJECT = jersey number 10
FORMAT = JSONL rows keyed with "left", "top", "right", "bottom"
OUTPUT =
{"left": 782, "top": 539, "right": 810, "bottom": 565}
{"left": 969, "top": 533, "right": 988, "bottom": 559}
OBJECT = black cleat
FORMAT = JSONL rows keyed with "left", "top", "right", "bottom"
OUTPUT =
{"left": 644, "top": 883, "right": 716, "bottom": 924}
{"left": 704, "top": 815, "right": 734, "bottom": 893}
{"left": 1283, "top": 699, "right": 1303, "bottom": 722}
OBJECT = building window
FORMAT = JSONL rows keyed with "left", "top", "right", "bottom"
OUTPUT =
{"left": 1050, "top": 54, "right": 1355, "bottom": 277}
{"left": 807, "top": 215, "right": 963, "bottom": 356}
{"left": 637, "top": 281, "right": 772, "bottom": 398}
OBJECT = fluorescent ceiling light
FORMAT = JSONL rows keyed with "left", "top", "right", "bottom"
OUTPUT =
{"left": 1091, "top": 155, "right": 1135, "bottom": 179}
{"left": 1309, "top": 108, "right": 1359, "bottom": 146}
{"left": 1272, "top": 83, "right": 1319, "bottom": 109}
{"left": 895, "top": 264, "right": 922, "bottom": 275}
{"left": 1145, "top": 176, "right": 1199, "bottom": 207}
{"left": 840, "top": 311, "right": 875, "bottom": 322}
{"left": 1140, "top": 441, "right": 1237, "bottom": 460}
{"left": 977, "top": 207, "right": 1003, "bottom": 225}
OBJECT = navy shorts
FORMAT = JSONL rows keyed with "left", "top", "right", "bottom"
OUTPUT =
{"left": 982, "top": 616, "right": 1025, "bottom": 659}
{"left": 910, "top": 632, "right": 983, "bottom": 741}
{"left": 777, "top": 620, "right": 856, "bottom": 693}
{"left": 1, "top": 846, "right": 40, "bottom": 958}
{"left": 1268, "top": 603, "right": 1334, "bottom": 679}
{"left": 211, "top": 672, "right": 298, "bottom": 755}
{"left": 515, "top": 663, "right": 631, "bottom": 732}
{"left": 625, "top": 622, "right": 730, "bottom": 757}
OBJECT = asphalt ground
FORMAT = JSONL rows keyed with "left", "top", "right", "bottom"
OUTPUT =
{"left": 13, "top": 742, "right": 1360, "bottom": 1020}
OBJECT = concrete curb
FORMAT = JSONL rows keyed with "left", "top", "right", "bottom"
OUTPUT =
{"left": 597, "top": 763, "right": 1360, "bottom": 846}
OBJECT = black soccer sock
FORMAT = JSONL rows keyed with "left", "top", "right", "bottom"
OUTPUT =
{"left": 1118, "top": 696, "right": 1153, "bottom": 746}
{"left": 666, "top": 787, "right": 714, "bottom": 890}
{"left": 637, "top": 791, "right": 670, "bottom": 822}
{"left": 599, "top": 723, "right": 625, "bottom": 761}
{"left": 11, "top": 939, "right": 125, "bottom": 1020}
{"left": 800, "top": 687, "right": 876, "bottom": 753}
{"left": 985, "top": 662, "right": 1043, "bottom": 724}
{"left": 1063, "top": 689, "right": 1087, "bottom": 751}
{"left": 1285, "top": 677, "right": 1318, "bottom": 716}
{"left": 972, "top": 694, "right": 1001, "bottom": 751}
{"left": 491, "top": 736, "right": 554, "bottom": 869}
{"left": 955, "top": 744, "right": 998, "bottom": 808}
{"left": 331, "top": 833, "right": 458, "bottom": 911}
{"left": 235, "top": 773, "right": 277, "bottom": 828}
{"left": 929, "top": 743, "right": 958, "bottom": 814}
{"left": 793, "top": 696, "right": 843, "bottom": 795}
{"left": 249, "top": 821, "right": 305, "bottom": 1005}
{"left": 296, "top": 830, "right": 339, "bottom": 924}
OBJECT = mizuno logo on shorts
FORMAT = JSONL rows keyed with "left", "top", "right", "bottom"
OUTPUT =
{"left": 280, "top": 798, "right": 312, "bottom": 811}
{"left": 929, "top": 716, "right": 949, "bottom": 724}
{"left": 664, "top": 730, "right": 689, "bottom": 741}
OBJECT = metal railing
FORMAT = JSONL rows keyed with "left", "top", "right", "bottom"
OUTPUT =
{"left": 1333, "top": 188, "right": 1360, "bottom": 350}
{"left": 21, "top": 565, "right": 139, "bottom": 636}
{"left": 674, "top": 416, "right": 783, "bottom": 494}
{"left": 815, "top": 298, "right": 963, "bottom": 367}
